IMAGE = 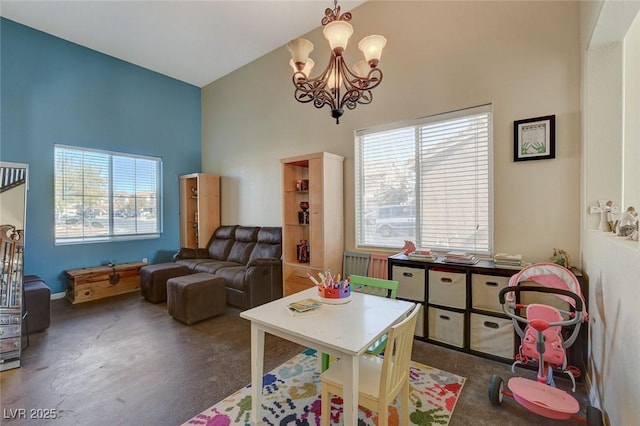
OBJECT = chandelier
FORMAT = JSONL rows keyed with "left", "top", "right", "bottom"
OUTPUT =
{"left": 287, "top": 0, "right": 387, "bottom": 124}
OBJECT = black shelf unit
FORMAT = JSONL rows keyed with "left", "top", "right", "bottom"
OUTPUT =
{"left": 388, "top": 253, "right": 588, "bottom": 376}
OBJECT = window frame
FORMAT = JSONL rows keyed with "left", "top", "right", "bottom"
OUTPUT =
{"left": 54, "top": 144, "right": 163, "bottom": 245}
{"left": 355, "top": 104, "right": 493, "bottom": 256}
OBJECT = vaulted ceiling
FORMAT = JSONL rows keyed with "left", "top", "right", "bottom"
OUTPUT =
{"left": 1, "top": 1, "right": 366, "bottom": 87}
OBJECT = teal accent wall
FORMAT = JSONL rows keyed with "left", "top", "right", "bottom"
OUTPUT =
{"left": 0, "top": 18, "right": 202, "bottom": 294}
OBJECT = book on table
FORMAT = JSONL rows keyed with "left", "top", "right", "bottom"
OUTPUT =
{"left": 443, "top": 251, "right": 478, "bottom": 265}
{"left": 494, "top": 252, "right": 523, "bottom": 267}
{"left": 286, "top": 298, "right": 321, "bottom": 316}
{"left": 408, "top": 248, "right": 438, "bottom": 261}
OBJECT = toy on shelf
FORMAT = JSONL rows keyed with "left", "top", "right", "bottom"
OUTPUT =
{"left": 550, "top": 248, "right": 571, "bottom": 269}
{"left": 402, "top": 240, "right": 416, "bottom": 255}
{"left": 618, "top": 206, "right": 638, "bottom": 237}
{"left": 598, "top": 200, "right": 615, "bottom": 232}
{"left": 307, "top": 271, "right": 351, "bottom": 304}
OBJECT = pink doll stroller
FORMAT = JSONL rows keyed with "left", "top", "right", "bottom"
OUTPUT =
{"left": 487, "top": 263, "right": 603, "bottom": 425}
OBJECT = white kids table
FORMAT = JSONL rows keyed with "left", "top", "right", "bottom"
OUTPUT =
{"left": 240, "top": 287, "right": 415, "bottom": 425}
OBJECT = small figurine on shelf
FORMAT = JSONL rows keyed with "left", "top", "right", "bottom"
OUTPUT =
{"left": 550, "top": 248, "right": 571, "bottom": 269}
{"left": 297, "top": 240, "right": 310, "bottom": 263}
{"left": 298, "top": 201, "right": 309, "bottom": 225}
{"left": 598, "top": 200, "right": 614, "bottom": 232}
{"left": 295, "top": 180, "right": 309, "bottom": 191}
{"left": 402, "top": 240, "right": 416, "bottom": 255}
{"left": 618, "top": 206, "right": 638, "bottom": 237}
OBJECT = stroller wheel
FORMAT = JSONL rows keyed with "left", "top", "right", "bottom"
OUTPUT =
{"left": 488, "top": 374, "right": 504, "bottom": 406}
{"left": 586, "top": 406, "right": 603, "bottom": 426}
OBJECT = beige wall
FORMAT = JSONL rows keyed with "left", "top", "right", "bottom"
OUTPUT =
{"left": 581, "top": 1, "right": 640, "bottom": 424}
{"left": 202, "top": 0, "right": 581, "bottom": 264}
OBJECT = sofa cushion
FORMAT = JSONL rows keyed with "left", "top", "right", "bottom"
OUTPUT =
{"left": 235, "top": 226, "right": 260, "bottom": 242}
{"left": 226, "top": 227, "right": 259, "bottom": 264}
{"left": 215, "top": 266, "right": 247, "bottom": 291}
{"left": 192, "top": 260, "right": 241, "bottom": 275}
{"left": 176, "top": 258, "right": 220, "bottom": 272}
{"left": 249, "top": 227, "right": 282, "bottom": 261}
{"left": 207, "top": 225, "right": 237, "bottom": 260}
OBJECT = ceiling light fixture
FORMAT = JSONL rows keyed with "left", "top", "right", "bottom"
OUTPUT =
{"left": 287, "top": 0, "right": 387, "bottom": 124}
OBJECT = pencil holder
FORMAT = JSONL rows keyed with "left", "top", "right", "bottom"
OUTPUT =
{"left": 317, "top": 282, "right": 351, "bottom": 304}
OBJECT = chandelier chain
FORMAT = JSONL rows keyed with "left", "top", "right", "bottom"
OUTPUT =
{"left": 322, "top": 0, "right": 352, "bottom": 26}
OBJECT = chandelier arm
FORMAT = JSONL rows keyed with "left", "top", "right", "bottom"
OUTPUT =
{"left": 340, "top": 61, "right": 384, "bottom": 91}
{"left": 342, "top": 89, "right": 374, "bottom": 111}
{"left": 335, "top": 59, "right": 372, "bottom": 110}
{"left": 292, "top": 53, "right": 340, "bottom": 112}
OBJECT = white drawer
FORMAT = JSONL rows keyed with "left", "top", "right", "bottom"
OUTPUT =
{"left": 471, "top": 274, "right": 510, "bottom": 313}
{"left": 393, "top": 266, "right": 425, "bottom": 301}
{"left": 428, "top": 269, "right": 466, "bottom": 309}
{"left": 470, "top": 313, "right": 515, "bottom": 359}
{"left": 428, "top": 307, "right": 465, "bottom": 348}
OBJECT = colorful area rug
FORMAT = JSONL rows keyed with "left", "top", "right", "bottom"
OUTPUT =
{"left": 183, "top": 348, "right": 466, "bottom": 426}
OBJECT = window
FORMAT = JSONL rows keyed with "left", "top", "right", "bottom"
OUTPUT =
{"left": 54, "top": 145, "right": 162, "bottom": 245}
{"left": 355, "top": 104, "right": 493, "bottom": 255}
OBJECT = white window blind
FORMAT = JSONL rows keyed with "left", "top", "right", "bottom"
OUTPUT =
{"left": 54, "top": 145, "right": 162, "bottom": 245}
{"left": 355, "top": 104, "right": 493, "bottom": 255}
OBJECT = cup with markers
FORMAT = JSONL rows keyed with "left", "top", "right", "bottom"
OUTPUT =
{"left": 308, "top": 270, "right": 351, "bottom": 304}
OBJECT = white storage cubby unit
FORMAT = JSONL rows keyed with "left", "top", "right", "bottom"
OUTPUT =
{"left": 393, "top": 265, "right": 425, "bottom": 337}
{"left": 388, "top": 253, "right": 589, "bottom": 373}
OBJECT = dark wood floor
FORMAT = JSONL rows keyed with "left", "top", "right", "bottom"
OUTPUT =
{"left": 1, "top": 292, "right": 591, "bottom": 425}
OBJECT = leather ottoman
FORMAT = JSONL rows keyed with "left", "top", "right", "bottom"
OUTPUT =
{"left": 167, "top": 273, "right": 226, "bottom": 325}
{"left": 140, "top": 263, "right": 190, "bottom": 303}
{"left": 23, "top": 275, "right": 51, "bottom": 333}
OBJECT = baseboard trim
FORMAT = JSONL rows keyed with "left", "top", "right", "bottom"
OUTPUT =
{"left": 51, "top": 292, "right": 66, "bottom": 300}
{"left": 586, "top": 366, "right": 608, "bottom": 426}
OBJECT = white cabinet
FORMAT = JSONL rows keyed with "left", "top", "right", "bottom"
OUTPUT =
{"left": 470, "top": 313, "right": 515, "bottom": 358}
{"left": 471, "top": 274, "right": 510, "bottom": 313}
{"left": 428, "top": 269, "right": 466, "bottom": 309}
{"left": 428, "top": 307, "right": 465, "bottom": 348}
{"left": 393, "top": 265, "right": 425, "bottom": 337}
{"left": 394, "top": 265, "right": 425, "bottom": 301}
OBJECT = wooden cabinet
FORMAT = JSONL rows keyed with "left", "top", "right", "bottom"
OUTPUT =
{"left": 281, "top": 152, "right": 344, "bottom": 296}
{"left": 179, "top": 173, "right": 220, "bottom": 249}
{"left": 65, "top": 261, "right": 146, "bottom": 304}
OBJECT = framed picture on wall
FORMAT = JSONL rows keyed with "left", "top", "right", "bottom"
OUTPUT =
{"left": 514, "top": 115, "right": 555, "bottom": 162}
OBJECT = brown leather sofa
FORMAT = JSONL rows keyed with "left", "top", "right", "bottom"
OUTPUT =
{"left": 174, "top": 225, "right": 283, "bottom": 309}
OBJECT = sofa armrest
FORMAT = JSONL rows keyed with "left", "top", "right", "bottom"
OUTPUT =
{"left": 244, "top": 258, "right": 283, "bottom": 307}
{"left": 174, "top": 247, "right": 210, "bottom": 261}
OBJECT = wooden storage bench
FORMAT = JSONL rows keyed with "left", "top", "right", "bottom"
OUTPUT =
{"left": 65, "top": 261, "right": 146, "bottom": 304}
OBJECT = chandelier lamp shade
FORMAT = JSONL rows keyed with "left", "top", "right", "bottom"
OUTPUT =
{"left": 287, "top": 0, "right": 387, "bottom": 124}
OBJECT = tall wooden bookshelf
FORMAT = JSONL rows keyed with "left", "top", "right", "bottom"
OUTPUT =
{"left": 281, "top": 152, "right": 344, "bottom": 296}
{"left": 179, "top": 173, "right": 220, "bottom": 249}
